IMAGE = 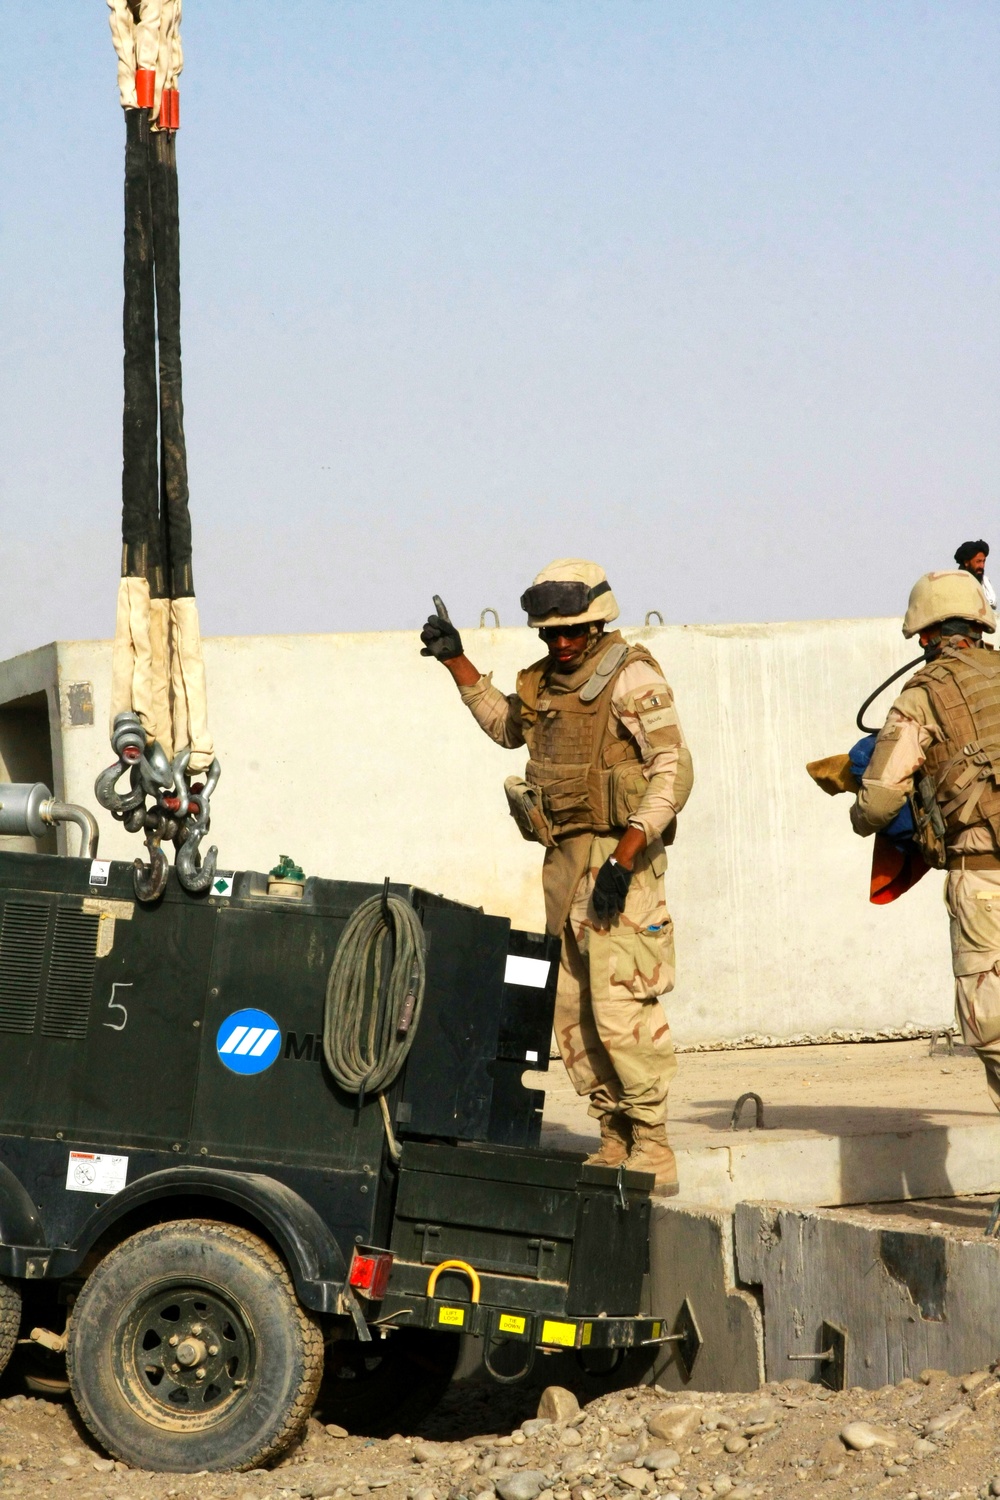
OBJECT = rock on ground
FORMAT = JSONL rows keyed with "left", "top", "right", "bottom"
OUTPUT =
{"left": 2, "top": 1355, "right": 1000, "bottom": 1500}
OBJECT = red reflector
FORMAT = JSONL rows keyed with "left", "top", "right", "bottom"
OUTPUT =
{"left": 349, "top": 1248, "right": 393, "bottom": 1300}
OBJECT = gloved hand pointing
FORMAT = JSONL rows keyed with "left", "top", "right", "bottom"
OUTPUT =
{"left": 592, "top": 856, "right": 632, "bottom": 923}
{"left": 420, "top": 614, "right": 464, "bottom": 661}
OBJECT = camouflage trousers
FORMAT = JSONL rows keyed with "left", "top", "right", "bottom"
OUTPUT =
{"left": 550, "top": 833, "right": 677, "bottom": 1127}
{"left": 947, "top": 868, "right": 1000, "bottom": 1113}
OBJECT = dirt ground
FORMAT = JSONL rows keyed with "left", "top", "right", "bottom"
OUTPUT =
{"left": 4, "top": 1358, "right": 1000, "bottom": 1500}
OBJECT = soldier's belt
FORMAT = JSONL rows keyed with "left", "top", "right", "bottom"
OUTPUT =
{"left": 947, "top": 852, "right": 1000, "bottom": 871}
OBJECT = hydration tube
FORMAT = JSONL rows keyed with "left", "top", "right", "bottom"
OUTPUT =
{"left": 856, "top": 655, "right": 925, "bottom": 734}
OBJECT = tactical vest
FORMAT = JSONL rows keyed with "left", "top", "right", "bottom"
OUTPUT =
{"left": 514, "top": 631, "right": 660, "bottom": 841}
{"left": 906, "top": 644, "right": 1000, "bottom": 859}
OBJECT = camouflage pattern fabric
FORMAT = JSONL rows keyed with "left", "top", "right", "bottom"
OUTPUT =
{"left": 948, "top": 868, "right": 1000, "bottom": 1112}
{"left": 552, "top": 831, "right": 677, "bottom": 1126}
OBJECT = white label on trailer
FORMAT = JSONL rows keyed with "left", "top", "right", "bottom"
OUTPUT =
{"left": 210, "top": 874, "right": 234, "bottom": 898}
{"left": 66, "top": 1151, "right": 128, "bottom": 1196}
{"left": 525, "top": 1050, "right": 539, "bottom": 1062}
{"left": 89, "top": 860, "right": 111, "bottom": 887}
{"left": 504, "top": 953, "right": 551, "bottom": 989}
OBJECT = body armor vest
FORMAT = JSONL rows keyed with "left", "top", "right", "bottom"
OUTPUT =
{"left": 515, "top": 631, "right": 660, "bottom": 840}
{"left": 907, "top": 644, "right": 1000, "bottom": 856}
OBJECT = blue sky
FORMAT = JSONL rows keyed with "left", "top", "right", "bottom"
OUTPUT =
{"left": 0, "top": 2, "right": 997, "bottom": 648}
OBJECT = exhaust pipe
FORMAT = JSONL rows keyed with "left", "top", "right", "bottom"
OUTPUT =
{"left": 0, "top": 783, "right": 99, "bottom": 859}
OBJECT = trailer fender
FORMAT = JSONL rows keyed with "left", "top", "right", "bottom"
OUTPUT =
{"left": 50, "top": 1167, "right": 349, "bottom": 1313}
{"left": 0, "top": 1160, "right": 44, "bottom": 1250}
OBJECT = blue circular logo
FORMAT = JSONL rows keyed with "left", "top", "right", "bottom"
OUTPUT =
{"left": 216, "top": 1008, "right": 282, "bottom": 1075}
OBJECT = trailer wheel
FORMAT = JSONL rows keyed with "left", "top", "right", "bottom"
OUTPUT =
{"left": 66, "top": 1220, "right": 323, "bottom": 1472}
{"left": 0, "top": 1278, "right": 20, "bottom": 1379}
{"left": 320, "top": 1328, "right": 460, "bottom": 1435}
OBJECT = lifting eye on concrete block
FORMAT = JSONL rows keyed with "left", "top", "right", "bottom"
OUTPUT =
{"left": 786, "top": 1320, "right": 847, "bottom": 1391}
{"left": 644, "top": 611, "right": 664, "bottom": 626}
{"left": 929, "top": 1029, "right": 956, "bottom": 1057}
{"left": 730, "top": 1092, "right": 765, "bottom": 1130}
{"left": 479, "top": 608, "right": 501, "bottom": 628}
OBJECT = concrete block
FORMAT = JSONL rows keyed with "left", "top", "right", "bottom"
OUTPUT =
{"left": 734, "top": 1197, "right": 1000, "bottom": 1386}
{"left": 675, "top": 1121, "right": 1000, "bottom": 1211}
{"left": 0, "top": 617, "right": 958, "bottom": 1047}
{"left": 646, "top": 1202, "right": 763, "bottom": 1391}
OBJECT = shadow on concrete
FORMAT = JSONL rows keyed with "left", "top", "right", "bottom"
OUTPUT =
{"left": 685, "top": 1100, "right": 1000, "bottom": 1205}
{"left": 684, "top": 1098, "right": 992, "bottom": 1135}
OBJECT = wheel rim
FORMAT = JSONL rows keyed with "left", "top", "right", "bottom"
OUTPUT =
{"left": 113, "top": 1279, "right": 255, "bottom": 1430}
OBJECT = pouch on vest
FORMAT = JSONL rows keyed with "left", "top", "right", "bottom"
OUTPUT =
{"left": 910, "top": 774, "right": 948, "bottom": 870}
{"left": 608, "top": 760, "right": 648, "bottom": 829}
{"left": 504, "top": 775, "right": 555, "bottom": 848}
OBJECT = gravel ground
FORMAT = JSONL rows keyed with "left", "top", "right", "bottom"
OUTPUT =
{"left": 3, "top": 1359, "right": 1000, "bottom": 1500}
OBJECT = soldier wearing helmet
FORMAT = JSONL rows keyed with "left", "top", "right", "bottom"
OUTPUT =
{"left": 420, "top": 560, "right": 693, "bottom": 1190}
{"left": 851, "top": 570, "right": 1000, "bottom": 1109}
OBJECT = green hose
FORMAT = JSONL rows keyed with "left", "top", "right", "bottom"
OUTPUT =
{"left": 323, "top": 892, "right": 426, "bottom": 1156}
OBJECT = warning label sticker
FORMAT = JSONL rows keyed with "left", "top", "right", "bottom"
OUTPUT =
{"left": 65, "top": 1151, "right": 128, "bottom": 1196}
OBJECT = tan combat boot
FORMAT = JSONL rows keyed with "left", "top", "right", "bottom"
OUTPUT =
{"left": 624, "top": 1122, "right": 679, "bottom": 1194}
{"left": 584, "top": 1113, "right": 633, "bottom": 1168}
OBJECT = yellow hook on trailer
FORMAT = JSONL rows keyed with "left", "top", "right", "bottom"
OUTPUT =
{"left": 426, "top": 1259, "right": 481, "bottom": 1303}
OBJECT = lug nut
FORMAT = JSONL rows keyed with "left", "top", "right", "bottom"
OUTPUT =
{"left": 168, "top": 1335, "right": 179, "bottom": 1347}
{"left": 208, "top": 1344, "right": 219, "bottom": 1356}
{"left": 170, "top": 1362, "right": 180, "bottom": 1373}
{"left": 195, "top": 1367, "right": 206, "bottom": 1380}
{"left": 190, "top": 1323, "right": 203, "bottom": 1335}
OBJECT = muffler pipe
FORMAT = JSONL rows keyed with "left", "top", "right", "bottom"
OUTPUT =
{"left": 41, "top": 801, "right": 99, "bottom": 860}
{"left": 0, "top": 783, "right": 99, "bottom": 859}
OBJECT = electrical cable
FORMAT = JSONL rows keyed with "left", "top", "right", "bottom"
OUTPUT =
{"left": 323, "top": 892, "right": 426, "bottom": 1162}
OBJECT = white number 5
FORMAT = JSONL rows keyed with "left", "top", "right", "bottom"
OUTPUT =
{"left": 104, "top": 982, "right": 133, "bottom": 1032}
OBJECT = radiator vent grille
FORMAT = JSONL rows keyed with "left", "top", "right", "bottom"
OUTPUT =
{"left": 41, "top": 909, "right": 99, "bottom": 1040}
{"left": 0, "top": 901, "right": 48, "bottom": 1034}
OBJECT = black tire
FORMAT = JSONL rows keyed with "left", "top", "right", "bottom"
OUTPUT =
{"left": 319, "top": 1327, "right": 460, "bottom": 1435}
{"left": 66, "top": 1219, "right": 323, "bottom": 1472}
{"left": 0, "top": 1279, "right": 20, "bottom": 1380}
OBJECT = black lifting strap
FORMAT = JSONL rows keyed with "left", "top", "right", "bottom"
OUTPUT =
{"left": 856, "top": 655, "right": 925, "bottom": 734}
{"left": 121, "top": 109, "right": 193, "bottom": 600}
{"left": 122, "top": 106, "right": 159, "bottom": 587}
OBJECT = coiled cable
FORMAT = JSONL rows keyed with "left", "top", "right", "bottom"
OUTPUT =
{"left": 323, "top": 890, "right": 426, "bottom": 1161}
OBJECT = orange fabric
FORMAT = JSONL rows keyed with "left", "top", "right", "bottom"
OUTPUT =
{"left": 870, "top": 834, "right": 929, "bottom": 904}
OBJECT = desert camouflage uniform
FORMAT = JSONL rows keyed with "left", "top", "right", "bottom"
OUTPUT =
{"left": 854, "top": 670, "right": 1000, "bottom": 1110}
{"left": 459, "top": 641, "right": 691, "bottom": 1126}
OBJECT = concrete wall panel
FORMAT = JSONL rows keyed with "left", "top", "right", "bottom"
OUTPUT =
{"left": 0, "top": 617, "right": 954, "bottom": 1044}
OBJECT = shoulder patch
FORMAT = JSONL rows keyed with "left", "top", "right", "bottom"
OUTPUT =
{"left": 633, "top": 685, "right": 678, "bottom": 735}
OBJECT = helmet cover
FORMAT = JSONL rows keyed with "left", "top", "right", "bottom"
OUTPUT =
{"left": 902, "top": 570, "right": 996, "bottom": 638}
{"left": 521, "top": 558, "right": 620, "bottom": 628}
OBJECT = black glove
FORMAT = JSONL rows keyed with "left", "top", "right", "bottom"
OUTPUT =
{"left": 592, "top": 856, "right": 632, "bottom": 922}
{"left": 420, "top": 614, "right": 464, "bottom": 661}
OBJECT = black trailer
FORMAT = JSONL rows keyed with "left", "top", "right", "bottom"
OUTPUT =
{"left": 0, "top": 849, "right": 688, "bottom": 1473}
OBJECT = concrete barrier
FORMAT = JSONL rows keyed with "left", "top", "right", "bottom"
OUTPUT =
{"left": 0, "top": 616, "right": 953, "bottom": 1044}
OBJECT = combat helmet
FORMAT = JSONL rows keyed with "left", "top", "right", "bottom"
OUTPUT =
{"left": 520, "top": 559, "right": 620, "bottom": 629}
{"left": 902, "top": 570, "right": 996, "bottom": 639}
